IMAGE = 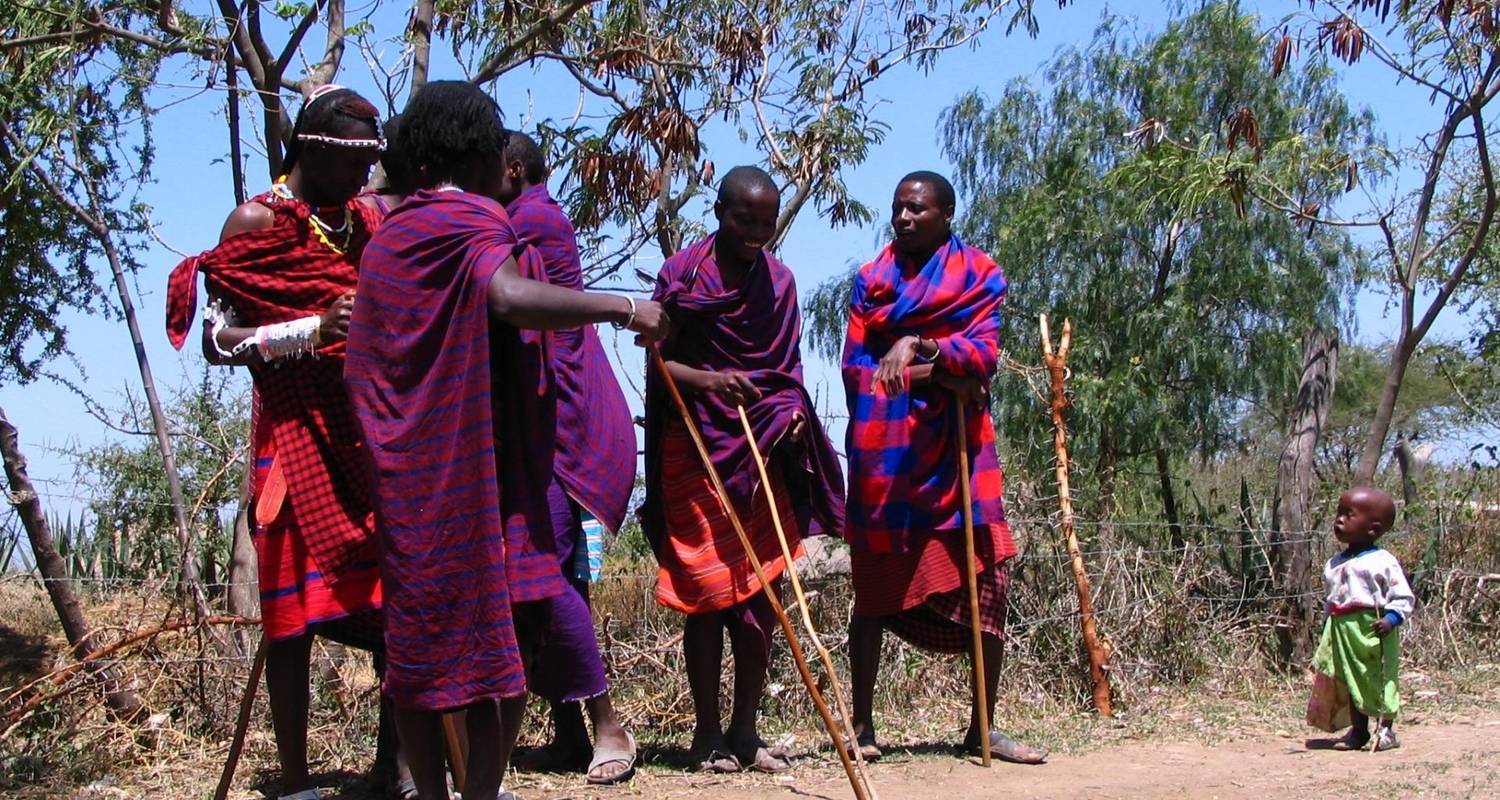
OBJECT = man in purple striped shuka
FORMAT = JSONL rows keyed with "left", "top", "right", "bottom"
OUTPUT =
{"left": 493, "top": 131, "right": 639, "bottom": 785}
{"left": 344, "top": 81, "right": 668, "bottom": 800}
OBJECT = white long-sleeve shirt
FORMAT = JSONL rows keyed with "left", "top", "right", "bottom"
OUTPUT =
{"left": 1324, "top": 546, "right": 1416, "bottom": 624}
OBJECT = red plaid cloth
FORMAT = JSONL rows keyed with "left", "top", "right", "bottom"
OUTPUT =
{"left": 842, "top": 234, "right": 1015, "bottom": 558}
{"left": 165, "top": 192, "right": 381, "bottom": 581}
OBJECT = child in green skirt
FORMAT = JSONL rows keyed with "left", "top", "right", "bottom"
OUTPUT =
{"left": 1311, "top": 486, "right": 1415, "bottom": 752}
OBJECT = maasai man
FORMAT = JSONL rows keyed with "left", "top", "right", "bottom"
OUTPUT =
{"left": 841, "top": 171, "right": 1045, "bottom": 765}
{"left": 344, "top": 81, "right": 668, "bottom": 800}
{"left": 493, "top": 131, "right": 638, "bottom": 785}
{"left": 165, "top": 86, "right": 389, "bottom": 800}
{"left": 641, "top": 165, "right": 845, "bottom": 774}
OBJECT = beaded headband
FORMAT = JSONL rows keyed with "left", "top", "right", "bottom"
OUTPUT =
{"left": 296, "top": 132, "right": 386, "bottom": 150}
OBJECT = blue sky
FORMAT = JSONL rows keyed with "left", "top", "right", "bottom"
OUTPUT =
{"left": 1, "top": 1, "right": 1472, "bottom": 521}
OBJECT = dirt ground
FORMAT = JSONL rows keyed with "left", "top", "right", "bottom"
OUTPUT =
{"left": 483, "top": 717, "right": 1500, "bottom": 800}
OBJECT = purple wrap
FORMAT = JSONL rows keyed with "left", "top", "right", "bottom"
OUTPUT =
{"left": 506, "top": 184, "right": 635, "bottom": 532}
{"left": 639, "top": 234, "right": 845, "bottom": 554}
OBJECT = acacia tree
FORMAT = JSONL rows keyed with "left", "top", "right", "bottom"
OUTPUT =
{"left": 1157, "top": 1, "right": 1500, "bottom": 486}
{"left": 811, "top": 3, "right": 1369, "bottom": 534}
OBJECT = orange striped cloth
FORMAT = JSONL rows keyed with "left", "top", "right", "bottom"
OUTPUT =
{"left": 656, "top": 421, "right": 803, "bottom": 614}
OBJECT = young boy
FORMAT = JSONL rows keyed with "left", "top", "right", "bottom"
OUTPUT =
{"left": 640, "top": 165, "right": 845, "bottom": 773}
{"left": 1313, "top": 486, "right": 1415, "bottom": 752}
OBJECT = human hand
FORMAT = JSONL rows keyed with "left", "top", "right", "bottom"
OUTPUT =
{"left": 702, "top": 370, "right": 762, "bottom": 406}
{"left": 933, "top": 369, "right": 988, "bottom": 403}
{"left": 788, "top": 409, "right": 807, "bottom": 442}
{"left": 1372, "top": 617, "right": 1394, "bottom": 637}
{"left": 319, "top": 291, "right": 355, "bottom": 344}
{"left": 873, "top": 335, "right": 919, "bottom": 396}
{"left": 628, "top": 299, "right": 670, "bottom": 344}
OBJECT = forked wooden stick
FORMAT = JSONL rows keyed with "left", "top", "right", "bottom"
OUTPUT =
{"left": 737, "top": 405, "right": 877, "bottom": 800}
{"left": 953, "top": 396, "right": 991, "bottom": 768}
{"left": 650, "top": 348, "right": 869, "bottom": 800}
{"left": 214, "top": 635, "right": 268, "bottom": 800}
{"left": 1041, "top": 314, "right": 1113, "bottom": 716}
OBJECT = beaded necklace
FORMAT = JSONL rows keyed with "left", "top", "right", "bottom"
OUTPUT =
{"left": 271, "top": 177, "right": 354, "bottom": 255}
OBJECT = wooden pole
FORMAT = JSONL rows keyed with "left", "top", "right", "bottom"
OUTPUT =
{"left": 737, "top": 406, "right": 877, "bottom": 799}
{"left": 1040, "top": 315, "right": 1113, "bottom": 717}
{"left": 954, "top": 397, "right": 991, "bottom": 766}
{"left": 651, "top": 349, "right": 869, "bottom": 800}
{"left": 213, "top": 635, "right": 268, "bottom": 800}
{"left": 442, "top": 713, "right": 468, "bottom": 789}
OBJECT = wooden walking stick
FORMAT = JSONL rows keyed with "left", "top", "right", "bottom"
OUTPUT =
{"left": 953, "top": 393, "right": 991, "bottom": 768}
{"left": 442, "top": 713, "right": 468, "bottom": 790}
{"left": 1040, "top": 314, "right": 1113, "bottom": 717}
{"left": 650, "top": 348, "right": 870, "bottom": 800}
{"left": 737, "top": 406, "right": 877, "bottom": 799}
{"left": 214, "top": 634, "right": 268, "bottom": 800}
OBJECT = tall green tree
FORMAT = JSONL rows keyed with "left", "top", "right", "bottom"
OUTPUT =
{"left": 809, "top": 3, "right": 1371, "bottom": 532}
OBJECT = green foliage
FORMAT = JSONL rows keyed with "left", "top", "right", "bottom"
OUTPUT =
{"left": 809, "top": 4, "right": 1372, "bottom": 515}
{"left": 66, "top": 368, "right": 249, "bottom": 583}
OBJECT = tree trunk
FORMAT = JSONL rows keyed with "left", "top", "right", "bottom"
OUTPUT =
{"left": 1155, "top": 447, "right": 1183, "bottom": 550}
{"left": 1354, "top": 338, "right": 1413, "bottom": 485}
{"left": 1393, "top": 434, "right": 1418, "bottom": 506}
{"left": 1274, "top": 328, "right": 1338, "bottom": 666}
{"left": 0, "top": 405, "right": 145, "bottom": 720}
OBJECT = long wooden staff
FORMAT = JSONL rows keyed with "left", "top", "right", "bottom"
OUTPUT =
{"left": 736, "top": 406, "right": 877, "bottom": 800}
{"left": 650, "top": 348, "right": 869, "bottom": 800}
{"left": 442, "top": 713, "right": 468, "bottom": 790}
{"left": 953, "top": 394, "right": 991, "bottom": 768}
{"left": 214, "top": 635, "right": 268, "bottom": 800}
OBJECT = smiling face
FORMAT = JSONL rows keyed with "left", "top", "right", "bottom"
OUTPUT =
{"left": 891, "top": 179, "right": 953, "bottom": 259}
{"left": 1333, "top": 488, "right": 1395, "bottom": 548}
{"left": 713, "top": 184, "right": 780, "bottom": 267}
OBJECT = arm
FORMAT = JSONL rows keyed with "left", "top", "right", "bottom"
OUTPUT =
{"left": 201, "top": 203, "right": 275, "bottom": 366}
{"left": 487, "top": 255, "right": 667, "bottom": 340}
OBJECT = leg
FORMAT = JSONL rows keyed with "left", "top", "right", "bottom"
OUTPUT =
{"left": 848, "top": 614, "right": 884, "bottom": 748}
{"left": 1343, "top": 708, "right": 1372, "bottom": 750}
{"left": 264, "top": 633, "right": 315, "bottom": 794}
{"left": 965, "top": 632, "right": 1046, "bottom": 763}
{"left": 459, "top": 698, "right": 516, "bottom": 800}
{"left": 583, "top": 693, "right": 635, "bottom": 783}
{"left": 724, "top": 589, "right": 788, "bottom": 772}
{"left": 393, "top": 708, "right": 448, "bottom": 800}
{"left": 684, "top": 612, "right": 729, "bottom": 761}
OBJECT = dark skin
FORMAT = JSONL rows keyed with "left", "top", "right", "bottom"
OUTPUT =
{"left": 663, "top": 182, "right": 800, "bottom": 771}
{"left": 848, "top": 177, "right": 1043, "bottom": 765}
{"left": 664, "top": 183, "right": 806, "bottom": 440}
{"left": 389, "top": 155, "right": 667, "bottom": 800}
{"left": 489, "top": 155, "right": 637, "bottom": 785}
{"left": 870, "top": 180, "right": 986, "bottom": 400}
{"left": 1333, "top": 487, "right": 1399, "bottom": 637}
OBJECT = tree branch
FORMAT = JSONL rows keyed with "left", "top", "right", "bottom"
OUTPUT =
{"left": 470, "top": 0, "right": 598, "bottom": 86}
{"left": 275, "top": 0, "right": 327, "bottom": 80}
{"left": 302, "top": 0, "right": 345, "bottom": 91}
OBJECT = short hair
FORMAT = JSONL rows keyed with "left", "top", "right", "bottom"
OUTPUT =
{"left": 717, "top": 165, "right": 778, "bottom": 205}
{"left": 282, "top": 87, "right": 381, "bottom": 173}
{"left": 398, "top": 81, "right": 508, "bottom": 187}
{"left": 503, "top": 131, "right": 548, "bottom": 185}
{"left": 897, "top": 170, "right": 956, "bottom": 213}
{"left": 378, "top": 114, "right": 418, "bottom": 196}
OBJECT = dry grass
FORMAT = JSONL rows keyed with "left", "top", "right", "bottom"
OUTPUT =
{"left": 1, "top": 504, "right": 1496, "bottom": 798}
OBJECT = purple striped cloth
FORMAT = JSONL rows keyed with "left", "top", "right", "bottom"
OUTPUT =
{"left": 506, "top": 184, "right": 634, "bottom": 532}
{"left": 345, "top": 189, "right": 558, "bottom": 710}
{"left": 639, "top": 234, "right": 845, "bottom": 553}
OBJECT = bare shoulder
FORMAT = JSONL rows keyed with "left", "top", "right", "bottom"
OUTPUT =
{"left": 218, "top": 201, "right": 276, "bottom": 243}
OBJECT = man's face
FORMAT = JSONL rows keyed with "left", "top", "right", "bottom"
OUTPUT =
{"left": 891, "top": 180, "right": 952, "bottom": 258}
{"left": 714, "top": 186, "right": 779, "bottom": 265}
{"left": 493, "top": 160, "right": 525, "bottom": 205}
{"left": 303, "top": 120, "right": 382, "bottom": 206}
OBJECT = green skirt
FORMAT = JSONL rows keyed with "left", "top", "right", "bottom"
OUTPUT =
{"left": 1312, "top": 610, "right": 1400, "bottom": 718}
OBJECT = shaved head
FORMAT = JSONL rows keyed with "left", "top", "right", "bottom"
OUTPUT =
{"left": 1348, "top": 486, "right": 1397, "bottom": 532}
{"left": 717, "top": 165, "right": 778, "bottom": 204}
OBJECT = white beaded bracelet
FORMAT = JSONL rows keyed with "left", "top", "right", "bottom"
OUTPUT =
{"left": 256, "top": 315, "right": 322, "bottom": 360}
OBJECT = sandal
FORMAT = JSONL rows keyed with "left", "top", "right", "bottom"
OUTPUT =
{"left": 731, "top": 739, "right": 792, "bottom": 774}
{"left": 1372, "top": 727, "right": 1400, "bottom": 752}
{"left": 970, "top": 729, "right": 1047, "bottom": 765}
{"left": 586, "top": 731, "right": 638, "bottom": 785}
{"left": 694, "top": 748, "right": 741, "bottom": 773}
{"left": 842, "top": 731, "right": 883, "bottom": 762}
